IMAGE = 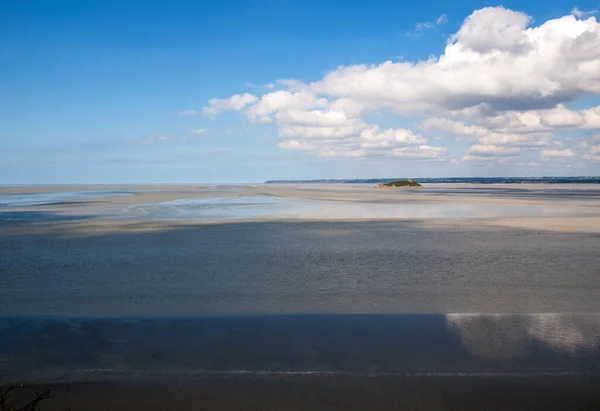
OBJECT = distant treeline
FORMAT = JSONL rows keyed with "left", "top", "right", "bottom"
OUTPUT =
{"left": 265, "top": 177, "right": 600, "bottom": 184}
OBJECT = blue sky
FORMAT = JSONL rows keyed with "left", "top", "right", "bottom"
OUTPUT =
{"left": 1, "top": 0, "right": 600, "bottom": 183}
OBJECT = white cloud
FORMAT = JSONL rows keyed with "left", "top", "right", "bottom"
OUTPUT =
{"left": 478, "top": 133, "right": 550, "bottom": 147}
{"left": 275, "top": 120, "right": 438, "bottom": 158}
{"left": 246, "top": 81, "right": 276, "bottom": 90}
{"left": 571, "top": 6, "right": 597, "bottom": 19}
{"left": 277, "top": 138, "right": 366, "bottom": 158}
{"left": 319, "top": 149, "right": 367, "bottom": 158}
{"left": 360, "top": 126, "right": 427, "bottom": 148}
{"left": 277, "top": 109, "right": 360, "bottom": 127}
{"left": 466, "top": 144, "right": 521, "bottom": 156}
{"left": 392, "top": 145, "right": 447, "bottom": 159}
{"left": 314, "top": 8, "right": 600, "bottom": 113}
{"left": 189, "top": 129, "right": 207, "bottom": 134}
{"left": 280, "top": 124, "right": 365, "bottom": 139}
{"left": 579, "top": 134, "right": 600, "bottom": 148}
{"left": 540, "top": 148, "right": 576, "bottom": 158}
{"left": 277, "top": 139, "right": 317, "bottom": 150}
{"left": 420, "top": 117, "right": 488, "bottom": 138}
{"left": 539, "top": 105, "right": 585, "bottom": 127}
{"left": 202, "top": 93, "right": 258, "bottom": 117}
{"left": 584, "top": 152, "right": 600, "bottom": 161}
{"left": 462, "top": 154, "right": 501, "bottom": 162}
{"left": 246, "top": 90, "right": 326, "bottom": 123}
{"left": 579, "top": 134, "right": 600, "bottom": 160}
{"left": 451, "top": 7, "right": 531, "bottom": 54}
{"left": 513, "top": 105, "right": 600, "bottom": 130}
{"left": 421, "top": 117, "right": 551, "bottom": 160}
{"left": 445, "top": 104, "right": 600, "bottom": 133}
{"left": 407, "top": 13, "right": 447, "bottom": 38}
{"left": 581, "top": 106, "right": 600, "bottom": 128}
{"left": 203, "top": 6, "right": 600, "bottom": 164}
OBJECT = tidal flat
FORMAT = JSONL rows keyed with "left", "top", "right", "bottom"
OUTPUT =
{"left": 1, "top": 183, "right": 600, "bottom": 409}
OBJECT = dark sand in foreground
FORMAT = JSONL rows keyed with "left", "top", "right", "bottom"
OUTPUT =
{"left": 12, "top": 375, "right": 600, "bottom": 411}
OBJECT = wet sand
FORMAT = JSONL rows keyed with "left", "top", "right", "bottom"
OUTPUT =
{"left": 3, "top": 314, "right": 600, "bottom": 381}
{"left": 2, "top": 220, "right": 600, "bottom": 315}
{"left": 2, "top": 314, "right": 600, "bottom": 410}
{"left": 1, "top": 183, "right": 600, "bottom": 234}
{"left": 13, "top": 375, "right": 600, "bottom": 411}
{"left": 2, "top": 184, "right": 600, "bottom": 409}
{"left": 2, "top": 314, "right": 600, "bottom": 409}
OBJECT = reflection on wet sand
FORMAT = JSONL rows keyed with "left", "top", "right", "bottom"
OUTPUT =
{"left": 0, "top": 190, "right": 134, "bottom": 207}
{"left": 1, "top": 314, "right": 599, "bottom": 384}
{"left": 447, "top": 313, "right": 600, "bottom": 359}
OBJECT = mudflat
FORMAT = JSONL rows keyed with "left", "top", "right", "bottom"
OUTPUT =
{"left": 2, "top": 183, "right": 600, "bottom": 233}
{"left": 2, "top": 183, "right": 600, "bottom": 315}
{"left": 2, "top": 183, "right": 600, "bottom": 409}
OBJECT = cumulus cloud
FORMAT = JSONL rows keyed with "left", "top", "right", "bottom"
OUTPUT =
{"left": 203, "top": 6, "right": 600, "bottom": 164}
{"left": 247, "top": 90, "right": 327, "bottom": 123}
{"left": 189, "top": 129, "right": 207, "bottom": 134}
{"left": 451, "top": 7, "right": 531, "bottom": 54}
{"left": 202, "top": 93, "right": 258, "bottom": 117}
{"left": 274, "top": 122, "right": 440, "bottom": 158}
{"left": 421, "top": 117, "right": 553, "bottom": 149}
{"left": 280, "top": 123, "right": 364, "bottom": 139}
{"left": 314, "top": 8, "right": 600, "bottom": 114}
{"left": 360, "top": 126, "right": 428, "bottom": 148}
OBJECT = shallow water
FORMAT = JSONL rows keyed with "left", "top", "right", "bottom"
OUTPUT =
{"left": 3, "top": 220, "right": 600, "bottom": 316}
{"left": 1, "top": 184, "right": 599, "bottom": 222}
{"left": 0, "top": 190, "right": 134, "bottom": 207}
{"left": 124, "top": 194, "right": 579, "bottom": 221}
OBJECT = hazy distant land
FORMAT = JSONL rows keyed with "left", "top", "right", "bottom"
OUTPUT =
{"left": 266, "top": 176, "right": 600, "bottom": 184}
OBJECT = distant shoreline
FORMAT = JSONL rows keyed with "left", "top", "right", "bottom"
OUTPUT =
{"left": 265, "top": 177, "right": 600, "bottom": 184}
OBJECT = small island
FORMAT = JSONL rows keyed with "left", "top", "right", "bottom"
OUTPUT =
{"left": 377, "top": 179, "right": 422, "bottom": 188}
